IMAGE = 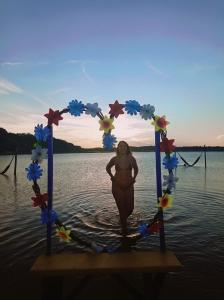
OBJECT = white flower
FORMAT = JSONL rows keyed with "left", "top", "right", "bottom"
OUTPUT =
{"left": 163, "top": 173, "right": 179, "bottom": 190}
{"left": 31, "top": 146, "right": 48, "bottom": 163}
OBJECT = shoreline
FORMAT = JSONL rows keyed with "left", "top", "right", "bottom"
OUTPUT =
{"left": 0, "top": 146, "right": 224, "bottom": 155}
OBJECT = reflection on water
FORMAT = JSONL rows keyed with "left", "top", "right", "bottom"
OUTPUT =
{"left": 0, "top": 152, "right": 224, "bottom": 298}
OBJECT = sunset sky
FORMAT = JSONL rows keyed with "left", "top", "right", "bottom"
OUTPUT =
{"left": 0, "top": 0, "right": 224, "bottom": 148}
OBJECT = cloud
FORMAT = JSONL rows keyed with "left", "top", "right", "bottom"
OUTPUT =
{"left": 0, "top": 78, "right": 23, "bottom": 94}
{"left": 0, "top": 77, "right": 50, "bottom": 107}
{"left": 145, "top": 62, "right": 164, "bottom": 76}
{"left": 0, "top": 62, "right": 23, "bottom": 67}
{"left": 0, "top": 110, "right": 46, "bottom": 133}
{"left": 24, "top": 92, "right": 50, "bottom": 107}
{"left": 66, "top": 60, "right": 97, "bottom": 65}
{"left": 34, "top": 62, "right": 49, "bottom": 66}
{"left": 216, "top": 134, "right": 224, "bottom": 140}
{"left": 80, "top": 62, "right": 95, "bottom": 85}
{"left": 48, "top": 87, "right": 72, "bottom": 96}
{"left": 192, "top": 64, "right": 221, "bottom": 72}
{"left": 66, "top": 59, "right": 97, "bottom": 85}
{"left": 0, "top": 61, "right": 50, "bottom": 68}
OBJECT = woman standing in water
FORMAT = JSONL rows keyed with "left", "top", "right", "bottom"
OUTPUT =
{"left": 106, "top": 141, "right": 138, "bottom": 235}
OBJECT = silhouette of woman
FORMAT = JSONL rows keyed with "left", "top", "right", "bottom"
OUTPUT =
{"left": 106, "top": 141, "right": 138, "bottom": 234}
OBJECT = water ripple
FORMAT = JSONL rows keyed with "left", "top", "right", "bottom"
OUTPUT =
{"left": 0, "top": 153, "right": 224, "bottom": 300}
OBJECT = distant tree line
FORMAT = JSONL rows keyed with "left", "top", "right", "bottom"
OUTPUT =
{"left": 0, "top": 128, "right": 82, "bottom": 154}
{"left": 0, "top": 127, "right": 223, "bottom": 155}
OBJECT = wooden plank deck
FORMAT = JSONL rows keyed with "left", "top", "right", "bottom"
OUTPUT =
{"left": 31, "top": 250, "right": 183, "bottom": 276}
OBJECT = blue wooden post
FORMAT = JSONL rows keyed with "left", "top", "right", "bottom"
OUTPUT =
{"left": 47, "top": 125, "right": 53, "bottom": 255}
{"left": 155, "top": 131, "right": 166, "bottom": 252}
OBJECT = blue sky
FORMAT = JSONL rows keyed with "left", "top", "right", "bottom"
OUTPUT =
{"left": 0, "top": 0, "right": 224, "bottom": 147}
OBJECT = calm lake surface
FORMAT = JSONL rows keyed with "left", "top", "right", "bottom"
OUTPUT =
{"left": 0, "top": 152, "right": 224, "bottom": 299}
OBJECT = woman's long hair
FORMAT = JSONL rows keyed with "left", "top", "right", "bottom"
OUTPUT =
{"left": 116, "top": 141, "right": 132, "bottom": 156}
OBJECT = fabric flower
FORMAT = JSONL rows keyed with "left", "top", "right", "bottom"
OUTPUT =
{"left": 31, "top": 193, "right": 48, "bottom": 207}
{"left": 34, "top": 124, "right": 50, "bottom": 142}
{"left": 163, "top": 155, "right": 179, "bottom": 171}
{"left": 139, "top": 104, "right": 155, "bottom": 120}
{"left": 41, "top": 208, "right": 58, "bottom": 224}
{"left": 44, "top": 108, "right": 63, "bottom": 126}
{"left": 151, "top": 115, "right": 169, "bottom": 132}
{"left": 149, "top": 220, "right": 162, "bottom": 233}
{"left": 26, "top": 163, "right": 43, "bottom": 181}
{"left": 90, "top": 241, "right": 105, "bottom": 253}
{"left": 159, "top": 193, "right": 173, "bottom": 208}
{"left": 56, "top": 226, "right": 72, "bottom": 242}
{"left": 138, "top": 223, "right": 150, "bottom": 236}
{"left": 160, "top": 138, "right": 176, "bottom": 153}
{"left": 85, "top": 103, "right": 101, "bottom": 117}
{"left": 163, "top": 174, "right": 179, "bottom": 190}
{"left": 103, "top": 133, "right": 117, "bottom": 150}
{"left": 124, "top": 100, "right": 141, "bottom": 115}
{"left": 31, "top": 145, "right": 48, "bottom": 163}
{"left": 109, "top": 100, "right": 124, "bottom": 118}
{"left": 99, "top": 116, "right": 115, "bottom": 133}
{"left": 68, "top": 99, "right": 85, "bottom": 116}
{"left": 105, "top": 245, "right": 118, "bottom": 253}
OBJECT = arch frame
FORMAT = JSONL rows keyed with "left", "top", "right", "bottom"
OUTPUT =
{"left": 26, "top": 100, "right": 179, "bottom": 255}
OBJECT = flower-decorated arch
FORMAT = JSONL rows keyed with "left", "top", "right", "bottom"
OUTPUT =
{"left": 26, "top": 99, "right": 179, "bottom": 254}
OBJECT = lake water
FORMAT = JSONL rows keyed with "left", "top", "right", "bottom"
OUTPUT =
{"left": 0, "top": 152, "right": 224, "bottom": 299}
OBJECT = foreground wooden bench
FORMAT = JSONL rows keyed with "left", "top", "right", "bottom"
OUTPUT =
{"left": 31, "top": 250, "right": 182, "bottom": 300}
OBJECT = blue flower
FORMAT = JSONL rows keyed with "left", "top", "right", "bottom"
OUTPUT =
{"left": 41, "top": 208, "right": 58, "bottom": 224}
{"left": 163, "top": 155, "right": 179, "bottom": 171}
{"left": 25, "top": 163, "right": 43, "bottom": 181}
{"left": 139, "top": 104, "right": 155, "bottom": 120}
{"left": 105, "top": 245, "right": 118, "bottom": 253}
{"left": 138, "top": 223, "right": 150, "bottom": 236}
{"left": 90, "top": 241, "right": 104, "bottom": 253}
{"left": 124, "top": 100, "right": 141, "bottom": 115}
{"left": 34, "top": 124, "right": 50, "bottom": 142}
{"left": 85, "top": 103, "right": 101, "bottom": 117}
{"left": 68, "top": 99, "right": 85, "bottom": 116}
{"left": 103, "top": 133, "right": 117, "bottom": 150}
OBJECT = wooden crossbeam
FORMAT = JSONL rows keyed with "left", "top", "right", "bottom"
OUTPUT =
{"left": 31, "top": 250, "right": 182, "bottom": 277}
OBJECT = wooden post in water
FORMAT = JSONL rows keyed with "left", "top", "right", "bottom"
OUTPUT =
{"left": 155, "top": 131, "right": 166, "bottom": 252}
{"left": 204, "top": 145, "right": 207, "bottom": 169}
{"left": 14, "top": 149, "right": 17, "bottom": 176}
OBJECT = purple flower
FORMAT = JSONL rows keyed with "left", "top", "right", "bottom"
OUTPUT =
{"left": 85, "top": 103, "right": 101, "bottom": 117}
{"left": 139, "top": 104, "right": 155, "bottom": 120}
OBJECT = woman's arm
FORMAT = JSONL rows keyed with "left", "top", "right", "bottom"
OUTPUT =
{"left": 131, "top": 156, "right": 138, "bottom": 180}
{"left": 106, "top": 157, "right": 115, "bottom": 180}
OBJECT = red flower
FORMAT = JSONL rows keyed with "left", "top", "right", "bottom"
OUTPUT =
{"left": 31, "top": 193, "right": 48, "bottom": 207}
{"left": 109, "top": 100, "right": 124, "bottom": 118}
{"left": 160, "top": 138, "right": 176, "bottom": 153}
{"left": 159, "top": 193, "right": 173, "bottom": 208}
{"left": 44, "top": 108, "right": 63, "bottom": 126}
{"left": 157, "top": 117, "right": 168, "bottom": 129}
{"left": 149, "top": 220, "right": 161, "bottom": 233}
